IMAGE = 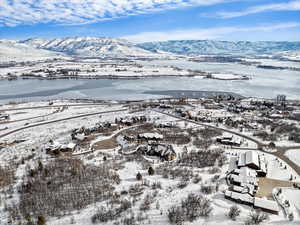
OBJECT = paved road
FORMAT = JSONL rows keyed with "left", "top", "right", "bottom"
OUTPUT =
{"left": 154, "top": 109, "right": 300, "bottom": 176}
{"left": 0, "top": 109, "right": 127, "bottom": 139}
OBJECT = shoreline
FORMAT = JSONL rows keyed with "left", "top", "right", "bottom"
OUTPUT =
{"left": 0, "top": 73, "right": 251, "bottom": 81}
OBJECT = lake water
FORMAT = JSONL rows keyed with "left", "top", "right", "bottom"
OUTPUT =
{"left": 0, "top": 60, "right": 299, "bottom": 103}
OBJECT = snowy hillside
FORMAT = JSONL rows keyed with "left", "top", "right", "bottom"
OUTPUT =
{"left": 137, "top": 40, "right": 300, "bottom": 55}
{"left": 0, "top": 40, "right": 65, "bottom": 62}
{"left": 21, "top": 37, "right": 157, "bottom": 57}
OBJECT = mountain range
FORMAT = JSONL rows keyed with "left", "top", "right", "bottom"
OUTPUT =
{"left": 1, "top": 37, "right": 300, "bottom": 62}
{"left": 137, "top": 40, "right": 300, "bottom": 55}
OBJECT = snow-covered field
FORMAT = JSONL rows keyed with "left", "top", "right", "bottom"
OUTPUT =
{"left": 0, "top": 61, "right": 192, "bottom": 79}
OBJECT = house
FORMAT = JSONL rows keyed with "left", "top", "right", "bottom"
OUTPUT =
{"left": 231, "top": 151, "right": 267, "bottom": 176}
{"left": 227, "top": 167, "right": 258, "bottom": 196}
{"left": 225, "top": 151, "right": 278, "bottom": 214}
{"left": 224, "top": 190, "right": 254, "bottom": 206}
{"left": 237, "top": 151, "right": 260, "bottom": 170}
{"left": 244, "top": 151, "right": 260, "bottom": 170}
{"left": 0, "top": 113, "right": 9, "bottom": 121}
{"left": 137, "top": 143, "right": 176, "bottom": 161}
{"left": 74, "top": 133, "right": 86, "bottom": 141}
{"left": 254, "top": 197, "right": 279, "bottom": 215}
{"left": 45, "top": 140, "right": 78, "bottom": 154}
{"left": 217, "top": 136, "right": 241, "bottom": 147}
{"left": 137, "top": 132, "right": 163, "bottom": 142}
{"left": 154, "top": 121, "right": 176, "bottom": 128}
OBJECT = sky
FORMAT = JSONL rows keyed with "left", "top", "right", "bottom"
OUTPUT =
{"left": 0, "top": 0, "right": 300, "bottom": 42}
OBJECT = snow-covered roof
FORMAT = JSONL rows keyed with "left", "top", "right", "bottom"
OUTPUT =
{"left": 67, "top": 142, "right": 76, "bottom": 149}
{"left": 245, "top": 151, "right": 260, "bottom": 168}
{"left": 233, "top": 185, "right": 244, "bottom": 193}
{"left": 75, "top": 133, "right": 85, "bottom": 141}
{"left": 229, "top": 191, "right": 254, "bottom": 204}
{"left": 254, "top": 198, "right": 279, "bottom": 212}
{"left": 139, "top": 132, "right": 163, "bottom": 139}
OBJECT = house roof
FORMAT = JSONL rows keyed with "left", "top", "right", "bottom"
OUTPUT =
{"left": 254, "top": 198, "right": 279, "bottom": 212}
{"left": 139, "top": 132, "right": 163, "bottom": 139}
{"left": 228, "top": 191, "right": 254, "bottom": 204}
{"left": 245, "top": 151, "right": 260, "bottom": 168}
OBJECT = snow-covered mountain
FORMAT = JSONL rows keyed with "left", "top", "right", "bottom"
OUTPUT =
{"left": 2, "top": 37, "right": 300, "bottom": 62}
{"left": 21, "top": 37, "right": 155, "bottom": 57}
{"left": 0, "top": 40, "right": 65, "bottom": 62}
{"left": 137, "top": 40, "right": 300, "bottom": 55}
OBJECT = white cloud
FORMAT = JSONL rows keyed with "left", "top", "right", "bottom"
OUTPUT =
{"left": 215, "top": 0, "right": 300, "bottom": 18}
{"left": 122, "top": 22, "right": 300, "bottom": 42}
{"left": 0, "top": 0, "right": 232, "bottom": 27}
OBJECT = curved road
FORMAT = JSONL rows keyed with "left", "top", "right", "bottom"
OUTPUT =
{"left": 154, "top": 109, "right": 300, "bottom": 176}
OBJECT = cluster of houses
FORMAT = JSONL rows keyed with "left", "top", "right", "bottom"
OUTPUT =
{"left": 225, "top": 151, "right": 279, "bottom": 214}
{"left": 45, "top": 140, "right": 78, "bottom": 154}
{"left": 124, "top": 132, "right": 164, "bottom": 144}
{"left": 123, "top": 130, "right": 176, "bottom": 161}
{"left": 115, "top": 115, "right": 147, "bottom": 126}
{"left": 71, "top": 122, "right": 118, "bottom": 140}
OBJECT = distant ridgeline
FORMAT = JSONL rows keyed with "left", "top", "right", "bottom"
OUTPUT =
{"left": 137, "top": 40, "right": 300, "bottom": 55}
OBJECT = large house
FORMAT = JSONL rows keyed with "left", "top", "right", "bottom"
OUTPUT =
{"left": 225, "top": 151, "right": 278, "bottom": 214}
{"left": 137, "top": 143, "right": 176, "bottom": 161}
{"left": 137, "top": 132, "right": 163, "bottom": 142}
{"left": 229, "top": 151, "right": 267, "bottom": 176}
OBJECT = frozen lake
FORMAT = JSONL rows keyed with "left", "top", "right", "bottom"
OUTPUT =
{"left": 0, "top": 60, "right": 299, "bottom": 103}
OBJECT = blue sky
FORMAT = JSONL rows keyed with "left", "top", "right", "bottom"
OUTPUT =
{"left": 0, "top": 0, "right": 300, "bottom": 42}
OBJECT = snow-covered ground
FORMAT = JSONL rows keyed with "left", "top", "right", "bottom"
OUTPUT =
{"left": 0, "top": 61, "right": 192, "bottom": 79}
{"left": 210, "top": 73, "right": 248, "bottom": 80}
{"left": 1, "top": 100, "right": 299, "bottom": 225}
{"left": 285, "top": 149, "right": 300, "bottom": 166}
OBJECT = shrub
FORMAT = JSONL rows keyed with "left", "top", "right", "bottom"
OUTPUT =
{"left": 228, "top": 205, "right": 240, "bottom": 221}
{"left": 91, "top": 206, "right": 114, "bottom": 223}
{"left": 168, "top": 206, "right": 184, "bottom": 225}
{"left": 136, "top": 172, "right": 142, "bottom": 181}
{"left": 181, "top": 193, "right": 212, "bottom": 220}
{"left": 37, "top": 215, "right": 46, "bottom": 225}
{"left": 288, "top": 212, "right": 294, "bottom": 221}
{"left": 200, "top": 185, "right": 215, "bottom": 195}
{"left": 177, "top": 179, "right": 188, "bottom": 189}
{"left": 119, "top": 199, "right": 132, "bottom": 212}
{"left": 139, "top": 195, "right": 152, "bottom": 211}
{"left": 168, "top": 193, "right": 212, "bottom": 224}
{"left": 244, "top": 210, "right": 269, "bottom": 225}
{"left": 148, "top": 166, "right": 155, "bottom": 175}
{"left": 192, "top": 174, "right": 202, "bottom": 184}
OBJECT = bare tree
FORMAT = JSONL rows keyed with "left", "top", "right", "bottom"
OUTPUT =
{"left": 228, "top": 205, "right": 240, "bottom": 221}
